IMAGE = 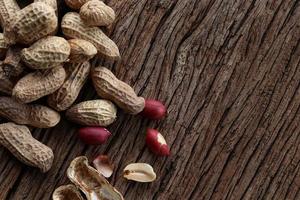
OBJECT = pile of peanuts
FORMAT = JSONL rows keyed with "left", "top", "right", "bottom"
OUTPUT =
{"left": 0, "top": 0, "right": 170, "bottom": 198}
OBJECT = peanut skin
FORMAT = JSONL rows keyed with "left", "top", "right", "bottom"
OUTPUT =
{"left": 6, "top": 2, "right": 58, "bottom": 45}
{"left": 22, "top": 36, "right": 71, "bottom": 70}
{"left": 48, "top": 62, "right": 91, "bottom": 111}
{"left": 66, "top": 100, "right": 117, "bottom": 126}
{"left": 0, "top": 97, "right": 60, "bottom": 128}
{"left": 92, "top": 67, "right": 145, "bottom": 114}
{"left": 68, "top": 39, "right": 97, "bottom": 63}
{"left": 61, "top": 12, "right": 120, "bottom": 60}
{"left": 0, "top": 122, "right": 54, "bottom": 172}
{"left": 80, "top": 0, "right": 115, "bottom": 27}
{"left": 13, "top": 66, "right": 66, "bottom": 103}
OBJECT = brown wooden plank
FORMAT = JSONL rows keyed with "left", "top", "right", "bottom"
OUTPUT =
{"left": 0, "top": 0, "right": 300, "bottom": 199}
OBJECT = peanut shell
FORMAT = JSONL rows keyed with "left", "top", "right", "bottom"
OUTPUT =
{"left": 52, "top": 185, "right": 84, "bottom": 200}
{"left": 66, "top": 99, "right": 117, "bottom": 126}
{"left": 92, "top": 67, "right": 145, "bottom": 114}
{"left": 68, "top": 39, "right": 97, "bottom": 63}
{"left": 3, "top": 46, "right": 25, "bottom": 78}
{"left": 22, "top": 36, "right": 71, "bottom": 69}
{"left": 0, "top": 65, "right": 14, "bottom": 95}
{"left": 0, "top": 97, "right": 60, "bottom": 128}
{"left": 67, "top": 156, "right": 124, "bottom": 200}
{"left": 48, "top": 62, "right": 91, "bottom": 111}
{"left": 80, "top": 0, "right": 115, "bottom": 27}
{"left": 65, "top": 0, "right": 90, "bottom": 10}
{"left": 6, "top": 2, "right": 58, "bottom": 45}
{"left": 34, "top": 0, "right": 58, "bottom": 16}
{"left": 0, "top": 122, "right": 54, "bottom": 172}
{"left": 61, "top": 12, "right": 120, "bottom": 60}
{"left": 13, "top": 66, "right": 66, "bottom": 103}
{"left": 0, "top": 33, "right": 8, "bottom": 59}
{"left": 0, "top": 0, "right": 20, "bottom": 28}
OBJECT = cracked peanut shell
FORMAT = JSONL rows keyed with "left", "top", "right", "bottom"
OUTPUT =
{"left": 0, "top": 122, "right": 54, "bottom": 172}
{"left": 92, "top": 67, "right": 145, "bottom": 114}
{"left": 80, "top": 0, "right": 115, "bottom": 27}
{"left": 52, "top": 185, "right": 84, "bottom": 200}
{"left": 22, "top": 36, "right": 71, "bottom": 70}
{"left": 13, "top": 66, "right": 66, "bottom": 103}
{"left": 66, "top": 99, "right": 117, "bottom": 126}
{"left": 48, "top": 62, "right": 91, "bottom": 111}
{"left": 67, "top": 156, "right": 124, "bottom": 200}
{"left": 61, "top": 12, "right": 120, "bottom": 60}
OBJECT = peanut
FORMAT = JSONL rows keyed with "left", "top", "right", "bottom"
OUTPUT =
{"left": 0, "top": 122, "right": 54, "bottom": 172}
{"left": 78, "top": 127, "right": 111, "bottom": 145}
{"left": 13, "top": 66, "right": 66, "bottom": 103}
{"left": 21, "top": 36, "right": 71, "bottom": 70}
{"left": 0, "top": 97, "right": 60, "bottom": 128}
{"left": 0, "top": 65, "right": 14, "bottom": 95}
{"left": 80, "top": 0, "right": 115, "bottom": 27}
{"left": 123, "top": 163, "right": 156, "bottom": 182}
{"left": 6, "top": 2, "right": 58, "bottom": 45}
{"left": 65, "top": 0, "right": 90, "bottom": 10}
{"left": 61, "top": 12, "right": 120, "bottom": 60}
{"left": 68, "top": 39, "right": 97, "bottom": 63}
{"left": 48, "top": 62, "right": 91, "bottom": 111}
{"left": 67, "top": 156, "right": 124, "bottom": 200}
{"left": 92, "top": 67, "right": 145, "bottom": 114}
{"left": 34, "top": 0, "right": 58, "bottom": 16}
{"left": 3, "top": 46, "right": 25, "bottom": 78}
{"left": 53, "top": 185, "right": 84, "bottom": 200}
{"left": 146, "top": 128, "right": 170, "bottom": 156}
{"left": 66, "top": 99, "right": 117, "bottom": 126}
{"left": 0, "top": 33, "right": 8, "bottom": 59}
{"left": 0, "top": 0, "right": 20, "bottom": 28}
{"left": 141, "top": 99, "right": 167, "bottom": 120}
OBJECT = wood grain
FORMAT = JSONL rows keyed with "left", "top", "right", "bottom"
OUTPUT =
{"left": 1, "top": 0, "right": 300, "bottom": 199}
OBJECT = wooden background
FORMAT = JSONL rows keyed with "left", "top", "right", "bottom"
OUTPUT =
{"left": 1, "top": 0, "right": 300, "bottom": 199}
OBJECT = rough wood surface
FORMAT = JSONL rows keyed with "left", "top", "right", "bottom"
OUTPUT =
{"left": 1, "top": 0, "right": 300, "bottom": 199}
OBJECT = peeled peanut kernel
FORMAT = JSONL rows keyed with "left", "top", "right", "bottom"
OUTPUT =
{"left": 13, "top": 66, "right": 66, "bottom": 103}
{"left": 123, "top": 163, "right": 156, "bottom": 182}
{"left": 66, "top": 100, "right": 117, "bottom": 126}
{"left": 21, "top": 36, "right": 71, "bottom": 70}
{"left": 65, "top": 0, "right": 90, "bottom": 10}
{"left": 61, "top": 12, "right": 120, "bottom": 60}
{"left": 141, "top": 99, "right": 167, "bottom": 120}
{"left": 0, "top": 122, "right": 54, "bottom": 172}
{"left": 6, "top": 2, "right": 58, "bottom": 45}
{"left": 146, "top": 128, "right": 170, "bottom": 156}
{"left": 80, "top": 0, "right": 115, "bottom": 27}
{"left": 48, "top": 62, "right": 91, "bottom": 111}
{"left": 68, "top": 39, "right": 97, "bottom": 63}
{"left": 0, "top": 97, "right": 60, "bottom": 128}
{"left": 92, "top": 67, "right": 145, "bottom": 114}
{"left": 67, "top": 156, "right": 124, "bottom": 200}
{"left": 52, "top": 185, "right": 84, "bottom": 200}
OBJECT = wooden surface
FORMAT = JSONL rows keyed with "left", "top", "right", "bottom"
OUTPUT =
{"left": 1, "top": 0, "right": 300, "bottom": 199}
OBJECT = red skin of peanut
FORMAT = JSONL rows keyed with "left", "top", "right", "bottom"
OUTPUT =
{"left": 146, "top": 128, "right": 170, "bottom": 156}
{"left": 78, "top": 127, "right": 111, "bottom": 145}
{"left": 141, "top": 99, "right": 167, "bottom": 120}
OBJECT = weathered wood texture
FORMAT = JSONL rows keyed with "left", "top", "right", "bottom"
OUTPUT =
{"left": 1, "top": 0, "right": 300, "bottom": 199}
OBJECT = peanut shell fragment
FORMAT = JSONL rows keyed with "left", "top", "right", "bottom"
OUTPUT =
{"left": 92, "top": 67, "right": 145, "bottom": 114}
{"left": 123, "top": 163, "right": 156, "bottom": 182}
{"left": 22, "top": 36, "right": 71, "bottom": 70}
{"left": 61, "top": 12, "right": 120, "bottom": 60}
{"left": 68, "top": 39, "right": 97, "bottom": 63}
{"left": 13, "top": 66, "right": 66, "bottom": 103}
{"left": 6, "top": 2, "right": 58, "bottom": 45}
{"left": 66, "top": 99, "right": 117, "bottom": 126}
{"left": 52, "top": 185, "right": 84, "bottom": 200}
{"left": 67, "top": 156, "right": 124, "bottom": 200}
{"left": 0, "top": 122, "right": 54, "bottom": 172}
{"left": 80, "top": 0, "right": 115, "bottom": 27}
{"left": 48, "top": 62, "right": 91, "bottom": 111}
{"left": 0, "top": 97, "right": 60, "bottom": 128}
